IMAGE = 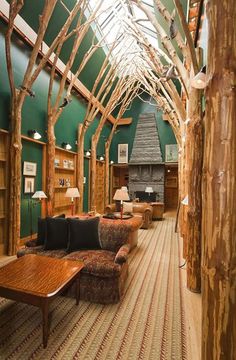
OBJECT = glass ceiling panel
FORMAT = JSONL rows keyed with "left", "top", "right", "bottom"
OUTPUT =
{"left": 86, "top": 0, "right": 159, "bottom": 76}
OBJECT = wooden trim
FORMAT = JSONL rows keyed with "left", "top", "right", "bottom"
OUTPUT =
{"left": 21, "top": 134, "right": 46, "bottom": 146}
{"left": 0, "top": 129, "right": 9, "bottom": 134}
{"left": 55, "top": 146, "right": 77, "bottom": 155}
{"left": 117, "top": 117, "right": 132, "bottom": 125}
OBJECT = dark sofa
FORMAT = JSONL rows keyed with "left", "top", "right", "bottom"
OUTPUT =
{"left": 17, "top": 216, "right": 135, "bottom": 304}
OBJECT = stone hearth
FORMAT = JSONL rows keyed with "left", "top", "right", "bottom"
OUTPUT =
{"left": 128, "top": 113, "right": 164, "bottom": 202}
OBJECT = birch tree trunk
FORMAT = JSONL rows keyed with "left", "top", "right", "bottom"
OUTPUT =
{"left": 8, "top": 98, "right": 23, "bottom": 255}
{"left": 77, "top": 124, "right": 84, "bottom": 213}
{"left": 46, "top": 116, "right": 56, "bottom": 216}
{"left": 186, "top": 86, "right": 202, "bottom": 292}
{"left": 202, "top": 1, "right": 236, "bottom": 358}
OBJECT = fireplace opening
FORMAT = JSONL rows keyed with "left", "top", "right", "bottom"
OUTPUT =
{"left": 135, "top": 191, "right": 156, "bottom": 203}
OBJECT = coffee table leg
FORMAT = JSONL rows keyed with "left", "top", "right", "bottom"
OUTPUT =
{"left": 42, "top": 299, "right": 50, "bottom": 348}
{"left": 76, "top": 276, "right": 80, "bottom": 305}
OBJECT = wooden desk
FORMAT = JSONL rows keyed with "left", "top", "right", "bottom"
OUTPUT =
{"left": 0, "top": 254, "right": 84, "bottom": 348}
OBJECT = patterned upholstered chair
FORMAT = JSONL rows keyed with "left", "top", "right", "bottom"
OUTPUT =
{"left": 17, "top": 217, "right": 140, "bottom": 304}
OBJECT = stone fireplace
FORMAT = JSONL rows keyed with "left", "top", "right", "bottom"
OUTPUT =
{"left": 128, "top": 113, "right": 165, "bottom": 202}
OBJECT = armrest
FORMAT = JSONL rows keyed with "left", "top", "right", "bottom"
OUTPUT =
{"left": 25, "top": 239, "right": 38, "bottom": 247}
{"left": 115, "top": 244, "right": 131, "bottom": 264}
{"left": 105, "top": 203, "right": 116, "bottom": 213}
{"left": 143, "top": 208, "right": 153, "bottom": 223}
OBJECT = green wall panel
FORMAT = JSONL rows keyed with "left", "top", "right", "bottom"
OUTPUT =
{"left": 20, "top": 140, "right": 43, "bottom": 238}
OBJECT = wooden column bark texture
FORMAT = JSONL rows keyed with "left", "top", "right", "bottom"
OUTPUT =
{"left": 186, "top": 86, "right": 203, "bottom": 293}
{"left": 202, "top": 1, "right": 236, "bottom": 359}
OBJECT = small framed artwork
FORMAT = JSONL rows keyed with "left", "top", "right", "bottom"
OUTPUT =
{"left": 118, "top": 144, "right": 128, "bottom": 164}
{"left": 165, "top": 144, "right": 178, "bottom": 163}
{"left": 23, "top": 161, "right": 37, "bottom": 176}
{"left": 24, "top": 177, "right": 35, "bottom": 193}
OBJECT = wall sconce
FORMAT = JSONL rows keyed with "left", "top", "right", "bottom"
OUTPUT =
{"left": 28, "top": 130, "right": 42, "bottom": 140}
{"left": 191, "top": 66, "right": 207, "bottom": 89}
{"left": 85, "top": 150, "right": 91, "bottom": 157}
{"left": 99, "top": 155, "right": 104, "bottom": 161}
{"left": 65, "top": 187, "right": 80, "bottom": 215}
{"left": 62, "top": 142, "right": 72, "bottom": 150}
{"left": 110, "top": 160, "right": 114, "bottom": 165}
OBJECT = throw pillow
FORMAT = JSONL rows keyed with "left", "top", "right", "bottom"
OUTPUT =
{"left": 67, "top": 217, "right": 101, "bottom": 252}
{"left": 123, "top": 201, "right": 133, "bottom": 214}
{"left": 44, "top": 217, "right": 68, "bottom": 250}
{"left": 36, "top": 214, "right": 65, "bottom": 246}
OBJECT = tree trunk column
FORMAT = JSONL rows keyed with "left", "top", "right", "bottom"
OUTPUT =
{"left": 202, "top": 1, "right": 236, "bottom": 358}
{"left": 8, "top": 102, "right": 22, "bottom": 255}
{"left": 46, "top": 118, "right": 56, "bottom": 216}
{"left": 186, "top": 85, "right": 203, "bottom": 293}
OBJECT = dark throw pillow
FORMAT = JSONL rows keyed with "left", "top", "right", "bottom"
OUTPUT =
{"left": 36, "top": 218, "right": 47, "bottom": 246}
{"left": 44, "top": 217, "right": 68, "bottom": 250}
{"left": 36, "top": 214, "right": 65, "bottom": 246}
{"left": 67, "top": 217, "right": 101, "bottom": 252}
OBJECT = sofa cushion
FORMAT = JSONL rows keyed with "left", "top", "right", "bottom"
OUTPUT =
{"left": 123, "top": 201, "right": 133, "bottom": 214}
{"left": 44, "top": 217, "right": 68, "bottom": 250}
{"left": 17, "top": 246, "right": 67, "bottom": 259}
{"left": 67, "top": 217, "right": 101, "bottom": 252}
{"left": 64, "top": 250, "right": 121, "bottom": 278}
{"left": 36, "top": 214, "right": 65, "bottom": 246}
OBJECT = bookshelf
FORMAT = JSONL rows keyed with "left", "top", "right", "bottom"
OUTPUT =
{"left": 54, "top": 147, "right": 77, "bottom": 215}
{"left": 0, "top": 130, "right": 9, "bottom": 255}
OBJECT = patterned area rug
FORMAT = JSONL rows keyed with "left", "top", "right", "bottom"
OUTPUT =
{"left": 0, "top": 217, "right": 187, "bottom": 359}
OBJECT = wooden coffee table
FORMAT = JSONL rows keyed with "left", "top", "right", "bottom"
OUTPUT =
{"left": 0, "top": 254, "right": 84, "bottom": 348}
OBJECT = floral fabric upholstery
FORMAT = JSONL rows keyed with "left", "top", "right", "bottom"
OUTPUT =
{"left": 64, "top": 250, "right": 121, "bottom": 278}
{"left": 16, "top": 217, "right": 139, "bottom": 304}
{"left": 17, "top": 246, "right": 67, "bottom": 259}
{"left": 66, "top": 262, "right": 129, "bottom": 304}
{"left": 115, "top": 244, "right": 130, "bottom": 264}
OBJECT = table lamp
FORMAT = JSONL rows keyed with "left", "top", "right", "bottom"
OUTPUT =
{"left": 31, "top": 191, "right": 47, "bottom": 239}
{"left": 65, "top": 187, "right": 80, "bottom": 216}
{"left": 113, "top": 189, "right": 130, "bottom": 219}
{"left": 32, "top": 191, "right": 47, "bottom": 200}
{"left": 145, "top": 186, "right": 153, "bottom": 195}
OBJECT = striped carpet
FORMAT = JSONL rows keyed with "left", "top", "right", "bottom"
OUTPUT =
{"left": 0, "top": 217, "right": 187, "bottom": 360}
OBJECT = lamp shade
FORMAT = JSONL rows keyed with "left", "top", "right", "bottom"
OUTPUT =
{"left": 32, "top": 191, "right": 47, "bottom": 200}
{"left": 145, "top": 186, "right": 154, "bottom": 193}
{"left": 65, "top": 187, "right": 80, "bottom": 199}
{"left": 191, "top": 66, "right": 207, "bottom": 89}
{"left": 113, "top": 189, "right": 130, "bottom": 201}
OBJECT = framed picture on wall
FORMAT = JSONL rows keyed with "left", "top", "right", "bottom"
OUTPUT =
{"left": 165, "top": 144, "right": 178, "bottom": 163}
{"left": 23, "top": 161, "right": 37, "bottom": 176}
{"left": 118, "top": 144, "right": 128, "bottom": 163}
{"left": 24, "top": 177, "right": 35, "bottom": 193}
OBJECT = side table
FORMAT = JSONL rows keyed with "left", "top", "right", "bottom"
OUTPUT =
{"left": 150, "top": 202, "right": 164, "bottom": 220}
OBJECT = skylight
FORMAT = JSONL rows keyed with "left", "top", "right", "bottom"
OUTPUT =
{"left": 86, "top": 0, "right": 159, "bottom": 77}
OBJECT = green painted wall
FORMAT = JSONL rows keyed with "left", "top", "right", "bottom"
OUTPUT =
{"left": 0, "top": 18, "right": 111, "bottom": 237}
{"left": 20, "top": 140, "right": 43, "bottom": 238}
